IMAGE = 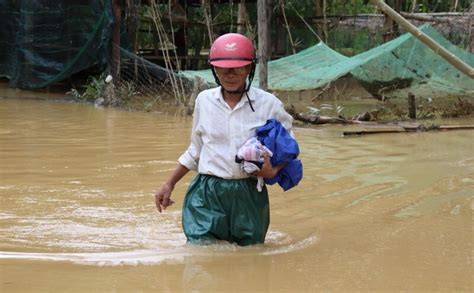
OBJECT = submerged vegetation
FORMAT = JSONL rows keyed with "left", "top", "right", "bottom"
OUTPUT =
{"left": 297, "top": 95, "right": 473, "bottom": 125}
{"left": 66, "top": 73, "right": 184, "bottom": 112}
{"left": 384, "top": 97, "right": 472, "bottom": 121}
{"left": 66, "top": 68, "right": 472, "bottom": 124}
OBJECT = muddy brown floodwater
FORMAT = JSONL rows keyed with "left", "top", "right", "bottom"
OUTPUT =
{"left": 0, "top": 97, "right": 472, "bottom": 292}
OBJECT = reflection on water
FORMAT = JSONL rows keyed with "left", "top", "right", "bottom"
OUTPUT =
{"left": 0, "top": 98, "right": 472, "bottom": 291}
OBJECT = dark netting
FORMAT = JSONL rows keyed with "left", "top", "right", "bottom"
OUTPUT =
{"left": 120, "top": 47, "right": 176, "bottom": 97}
{"left": 0, "top": 0, "right": 113, "bottom": 89}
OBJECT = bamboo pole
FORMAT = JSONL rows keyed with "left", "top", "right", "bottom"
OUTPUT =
{"left": 202, "top": 0, "right": 213, "bottom": 45}
{"left": 149, "top": 0, "right": 184, "bottom": 105}
{"left": 371, "top": 0, "right": 474, "bottom": 79}
{"left": 279, "top": 0, "right": 296, "bottom": 54}
{"left": 166, "top": 0, "right": 186, "bottom": 104}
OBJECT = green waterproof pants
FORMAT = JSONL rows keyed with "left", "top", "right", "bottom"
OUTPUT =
{"left": 182, "top": 174, "right": 270, "bottom": 246}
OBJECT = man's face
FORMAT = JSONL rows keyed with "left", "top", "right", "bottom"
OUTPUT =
{"left": 215, "top": 65, "right": 251, "bottom": 92}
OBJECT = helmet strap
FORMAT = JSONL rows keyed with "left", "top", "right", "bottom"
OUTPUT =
{"left": 210, "top": 63, "right": 256, "bottom": 93}
{"left": 210, "top": 65, "right": 256, "bottom": 112}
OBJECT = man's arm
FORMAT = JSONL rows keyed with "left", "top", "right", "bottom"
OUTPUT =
{"left": 155, "top": 164, "right": 189, "bottom": 213}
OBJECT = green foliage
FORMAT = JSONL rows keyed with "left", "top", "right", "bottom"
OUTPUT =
{"left": 68, "top": 74, "right": 106, "bottom": 102}
{"left": 136, "top": 5, "right": 157, "bottom": 50}
{"left": 116, "top": 81, "right": 139, "bottom": 102}
{"left": 441, "top": 98, "right": 474, "bottom": 118}
{"left": 328, "top": 0, "right": 375, "bottom": 15}
{"left": 67, "top": 74, "right": 139, "bottom": 106}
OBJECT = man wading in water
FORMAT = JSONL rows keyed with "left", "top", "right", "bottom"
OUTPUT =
{"left": 155, "top": 33, "right": 294, "bottom": 246}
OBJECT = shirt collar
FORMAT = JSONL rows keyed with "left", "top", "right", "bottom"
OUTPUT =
{"left": 215, "top": 86, "right": 256, "bottom": 102}
{"left": 214, "top": 87, "right": 256, "bottom": 112}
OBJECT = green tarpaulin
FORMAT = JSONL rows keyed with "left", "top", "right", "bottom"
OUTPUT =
{"left": 181, "top": 24, "right": 473, "bottom": 98}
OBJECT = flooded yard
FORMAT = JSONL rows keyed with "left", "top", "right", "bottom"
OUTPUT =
{"left": 0, "top": 97, "right": 472, "bottom": 291}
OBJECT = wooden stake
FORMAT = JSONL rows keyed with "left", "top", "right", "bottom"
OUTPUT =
{"left": 343, "top": 125, "right": 474, "bottom": 136}
{"left": 408, "top": 93, "right": 416, "bottom": 119}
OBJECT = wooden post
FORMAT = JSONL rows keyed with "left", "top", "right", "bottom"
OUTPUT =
{"left": 382, "top": 11, "right": 395, "bottom": 42}
{"left": 257, "top": 0, "right": 269, "bottom": 90}
{"left": 408, "top": 93, "right": 416, "bottom": 119}
{"left": 111, "top": 0, "right": 121, "bottom": 85}
{"left": 371, "top": 0, "right": 474, "bottom": 79}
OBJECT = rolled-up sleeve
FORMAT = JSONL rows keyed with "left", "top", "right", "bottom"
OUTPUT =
{"left": 178, "top": 97, "right": 202, "bottom": 170}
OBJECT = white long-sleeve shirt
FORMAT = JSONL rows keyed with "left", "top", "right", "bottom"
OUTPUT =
{"left": 178, "top": 86, "right": 293, "bottom": 179}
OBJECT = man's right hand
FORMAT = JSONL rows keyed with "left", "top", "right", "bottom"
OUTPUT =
{"left": 155, "top": 183, "right": 175, "bottom": 213}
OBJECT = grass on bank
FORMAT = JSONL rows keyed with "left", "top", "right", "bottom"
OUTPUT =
{"left": 65, "top": 74, "right": 473, "bottom": 124}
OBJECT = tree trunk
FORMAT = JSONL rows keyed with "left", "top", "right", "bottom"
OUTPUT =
{"left": 314, "top": 0, "right": 325, "bottom": 41}
{"left": 125, "top": 0, "right": 140, "bottom": 53}
{"left": 257, "top": 0, "right": 269, "bottom": 90}
{"left": 382, "top": 13, "right": 394, "bottom": 42}
{"left": 314, "top": 0, "right": 322, "bottom": 16}
{"left": 382, "top": 0, "right": 401, "bottom": 41}
{"left": 393, "top": 0, "right": 402, "bottom": 35}
{"left": 237, "top": 0, "right": 247, "bottom": 34}
{"left": 111, "top": 0, "right": 121, "bottom": 85}
{"left": 410, "top": 0, "right": 417, "bottom": 13}
{"left": 322, "top": 0, "right": 328, "bottom": 42}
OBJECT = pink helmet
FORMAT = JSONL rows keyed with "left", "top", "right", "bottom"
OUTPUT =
{"left": 209, "top": 33, "right": 256, "bottom": 68}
